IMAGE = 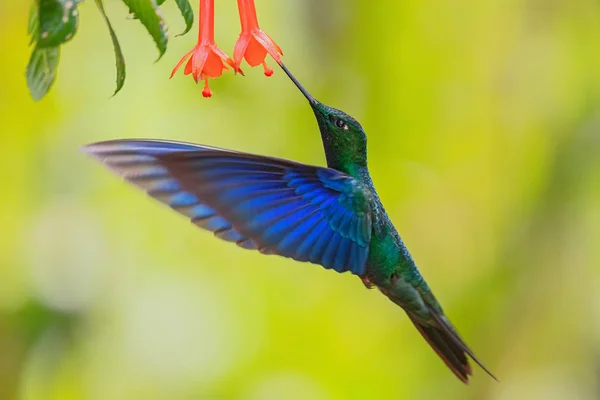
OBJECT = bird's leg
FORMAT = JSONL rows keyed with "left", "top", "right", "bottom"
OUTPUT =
{"left": 360, "top": 275, "right": 374, "bottom": 289}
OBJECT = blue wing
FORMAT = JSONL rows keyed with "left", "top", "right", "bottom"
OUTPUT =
{"left": 84, "top": 139, "right": 372, "bottom": 275}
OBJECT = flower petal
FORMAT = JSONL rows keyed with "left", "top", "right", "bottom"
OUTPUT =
{"left": 252, "top": 30, "right": 282, "bottom": 64}
{"left": 203, "top": 51, "right": 225, "bottom": 78}
{"left": 211, "top": 46, "right": 236, "bottom": 71}
{"left": 191, "top": 46, "right": 211, "bottom": 81}
{"left": 184, "top": 56, "right": 194, "bottom": 76}
{"left": 244, "top": 35, "right": 268, "bottom": 67}
{"left": 233, "top": 33, "right": 251, "bottom": 70}
{"left": 170, "top": 49, "right": 194, "bottom": 78}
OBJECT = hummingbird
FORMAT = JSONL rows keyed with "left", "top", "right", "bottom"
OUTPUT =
{"left": 83, "top": 65, "right": 496, "bottom": 384}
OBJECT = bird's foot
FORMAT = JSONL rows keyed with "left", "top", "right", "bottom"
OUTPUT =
{"left": 360, "top": 276, "right": 375, "bottom": 289}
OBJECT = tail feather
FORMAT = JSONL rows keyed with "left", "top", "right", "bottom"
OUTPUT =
{"left": 407, "top": 313, "right": 471, "bottom": 383}
{"left": 407, "top": 307, "right": 497, "bottom": 384}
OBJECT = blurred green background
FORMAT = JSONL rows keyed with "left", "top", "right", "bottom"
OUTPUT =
{"left": 2, "top": 1, "right": 600, "bottom": 399}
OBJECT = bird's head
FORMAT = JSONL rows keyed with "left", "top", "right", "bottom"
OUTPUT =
{"left": 281, "top": 65, "right": 367, "bottom": 174}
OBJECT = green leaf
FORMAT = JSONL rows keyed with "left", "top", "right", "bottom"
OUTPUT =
{"left": 28, "top": 1, "right": 40, "bottom": 45}
{"left": 26, "top": 45, "right": 60, "bottom": 101}
{"left": 122, "top": 0, "right": 168, "bottom": 60}
{"left": 37, "top": 0, "right": 81, "bottom": 48}
{"left": 95, "top": 0, "right": 126, "bottom": 96}
{"left": 129, "top": 0, "right": 191, "bottom": 37}
{"left": 173, "top": 0, "right": 193, "bottom": 36}
{"left": 153, "top": 0, "right": 193, "bottom": 36}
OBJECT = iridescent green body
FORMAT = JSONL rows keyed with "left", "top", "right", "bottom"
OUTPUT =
{"left": 285, "top": 66, "right": 496, "bottom": 383}
{"left": 311, "top": 102, "right": 436, "bottom": 318}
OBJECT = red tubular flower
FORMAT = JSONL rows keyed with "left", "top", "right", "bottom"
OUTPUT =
{"left": 234, "top": 0, "right": 283, "bottom": 76}
{"left": 171, "top": 0, "right": 236, "bottom": 97}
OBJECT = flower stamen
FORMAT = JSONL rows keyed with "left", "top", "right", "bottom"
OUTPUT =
{"left": 262, "top": 60, "right": 274, "bottom": 77}
{"left": 202, "top": 78, "right": 212, "bottom": 98}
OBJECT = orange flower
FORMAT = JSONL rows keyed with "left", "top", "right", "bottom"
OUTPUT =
{"left": 170, "top": 0, "right": 236, "bottom": 97}
{"left": 233, "top": 0, "right": 283, "bottom": 76}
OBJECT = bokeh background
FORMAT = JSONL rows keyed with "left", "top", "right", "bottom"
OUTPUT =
{"left": 2, "top": 1, "right": 600, "bottom": 399}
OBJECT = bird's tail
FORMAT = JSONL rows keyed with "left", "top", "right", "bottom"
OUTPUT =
{"left": 406, "top": 307, "right": 497, "bottom": 384}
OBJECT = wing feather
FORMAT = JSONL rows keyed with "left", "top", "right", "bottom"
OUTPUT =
{"left": 84, "top": 139, "right": 373, "bottom": 275}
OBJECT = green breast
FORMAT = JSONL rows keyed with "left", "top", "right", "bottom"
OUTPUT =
{"left": 366, "top": 226, "right": 400, "bottom": 284}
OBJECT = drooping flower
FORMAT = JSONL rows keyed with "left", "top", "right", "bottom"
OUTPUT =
{"left": 233, "top": 0, "right": 283, "bottom": 76}
{"left": 170, "top": 0, "right": 236, "bottom": 97}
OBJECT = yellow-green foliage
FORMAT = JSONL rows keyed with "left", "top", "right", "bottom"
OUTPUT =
{"left": 1, "top": 1, "right": 599, "bottom": 399}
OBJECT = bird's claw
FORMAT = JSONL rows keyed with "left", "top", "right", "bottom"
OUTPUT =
{"left": 361, "top": 276, "right": 374, "bottom": 289}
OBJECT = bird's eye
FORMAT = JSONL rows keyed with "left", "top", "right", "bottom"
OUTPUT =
{"left": 335, "top": 119, "right": 348, "bottom": 130}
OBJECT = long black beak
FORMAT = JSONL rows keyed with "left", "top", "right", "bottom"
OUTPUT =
{"left": 280, "top": 63, "right": 318, "bottom": 106}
